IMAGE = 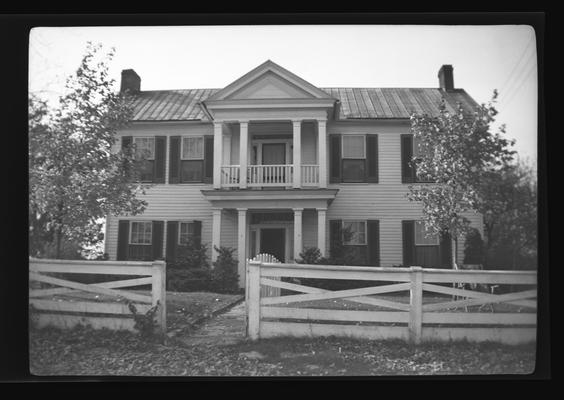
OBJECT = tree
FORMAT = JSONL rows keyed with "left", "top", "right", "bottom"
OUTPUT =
{"left": 407, "top": 91, "right": 515, "bottom": 268}
{"left": 479, "top": 159, "right": 537, "bottom": 269}
{"left": 29, "top": 42, "right": 148, "bottom": 259}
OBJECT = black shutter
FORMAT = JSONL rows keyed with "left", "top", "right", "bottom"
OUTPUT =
{"left": 152, "top": 221, "right": 164, "bottom": 260}
{"left": 329, "top": 219, "right": 342, "bottom": 258}
{"left": 169, "top": 136, "right": 180, "bottom": 184}
{"left": 153, "top": 136, "right": 166, "bottom": 183}
{"left": 366, "top": 134, "right": 379, "bottom": 183}
{"left": 440, "top": 231, "right": 453, "bottom": 269}
{"left": 117, "top": 220, "right": 129, "bottom": 261}
{"left": 203, "top": 136, "right": 214, "bottom": 184}
{"left": 367, "top": 220, "right": 380, "bottom": 266}
{"left": 401, "top": 134, "right": 415, "bottom": 183}
{"left": 193, "top": 220, "right": 202, "bottom": 247}
{"left": 402, "top": 220, "right": 415, "bottom": 266}
{"left": 329, "top": 134, "right": 342, "bottom": 183}
{"left": 166, "top": 221, "right": 178, "bottom": 262}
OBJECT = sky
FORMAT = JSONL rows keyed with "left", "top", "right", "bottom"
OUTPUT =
{"left": 29, "top": 25, "right": 538, "bottom": 164}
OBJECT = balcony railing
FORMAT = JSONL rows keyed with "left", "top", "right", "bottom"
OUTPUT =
{"left": 220, "top": 164, "right": 319, "bottom": 188}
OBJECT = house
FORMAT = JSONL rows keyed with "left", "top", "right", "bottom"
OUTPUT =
{"left": 104, "top": 60, "right": 484, "bottom": 287}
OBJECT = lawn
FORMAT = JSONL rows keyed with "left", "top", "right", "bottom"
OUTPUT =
{"left": 29, "top": 326, "right": 535, "bottom": 376}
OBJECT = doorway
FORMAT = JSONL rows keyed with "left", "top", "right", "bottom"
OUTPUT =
{"left": 260, "top": 228, "right": 286, "bottom": 262}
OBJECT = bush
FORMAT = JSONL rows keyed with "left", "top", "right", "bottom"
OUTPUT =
{"left": 166, "top": 237, "right": 212, "bottom": 292}
{"left": 211, "top": 246, "right": 240, "bottom": 294}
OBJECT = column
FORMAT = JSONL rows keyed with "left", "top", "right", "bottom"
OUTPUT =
{"left": 237, "top": 208, "right": 248, "bottom": 288}
{"left": 211, "top": 208, "right": 222, "bottom": 263}
{"left": 318, "top": 119, "right": 327, "bottom": 188}
{"left": 292, "top": 119, "right": 302, "bottom": 189}
{"left": 213, "top": 122, "right": 223, "bottom": 189}
{"left": 293, "top": 207, "right": 303, "bottom": 260}
{"left": 317, "top": 207, "right": 327, "bottom": 257}
{"left": 239, "top": 121, "right": 248, "bottom": 189}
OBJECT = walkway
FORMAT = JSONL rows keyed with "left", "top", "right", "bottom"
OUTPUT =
{"left": 177, "top": 301, "right": 247, "bottom": 347}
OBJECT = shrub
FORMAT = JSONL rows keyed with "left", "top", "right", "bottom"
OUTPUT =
{"left": 166, "top": 237, "right": 212, "bottom": 292}
{"left": 463, "top": 228, "right": 486, "bottom": 266}
{"left": 211, "top": 246, "right": 240, "bottom": 294}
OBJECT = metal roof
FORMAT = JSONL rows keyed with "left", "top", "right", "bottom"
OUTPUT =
{"left": 128, "top": 87, "right": 479, "bottom": 121}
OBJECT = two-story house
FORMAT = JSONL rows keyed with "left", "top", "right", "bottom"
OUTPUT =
{"left": 104, "top": 60, "right": 484, "bottom": 287}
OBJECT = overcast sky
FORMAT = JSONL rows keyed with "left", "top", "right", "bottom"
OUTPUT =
{"left": 29, "top": 25, "right": 538, "bottom": 163}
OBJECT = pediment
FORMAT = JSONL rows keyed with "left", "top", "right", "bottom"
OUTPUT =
{"left": 205, "top": 60, "right": 334, "bottom": 102}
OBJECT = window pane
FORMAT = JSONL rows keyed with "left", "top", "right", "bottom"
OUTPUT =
{"left": 343, "top": 221, "right": 366, "bottom": 245}
{"left": 415, "top": 221, "right": 439, "bottom": 245}
{"left": 179, "top": 222, "right": 193, "bottom": 245}
{"left": 182, "top": 137, "right": 204, "bottom": 159}
{"left": 134, "top": 137, "right": 155, "bottom": 160}
{"left": 138, "top": 160, "right": 154, "bottom": 182}
{"left": 181, "top": 160, "right": 203, "bottom": 182}
{"left": 342, "top": 135, "right": 365, "bottom": 158}
{"left": 342, "top": 159, "right": 365, "bottom": 182}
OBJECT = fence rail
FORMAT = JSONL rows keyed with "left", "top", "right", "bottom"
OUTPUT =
{"left": 245, "top": 261, "right": 537, "bottom": 345}
{"left": 29, "top": 258, "right": 166, "bottom": 334}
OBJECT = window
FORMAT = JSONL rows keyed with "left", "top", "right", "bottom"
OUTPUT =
{"left": 133, "top": 137, "right": 155, "bottom": 182}
{"left": 343, "top": 220, "right": 367, "bottom": 245}
{"left": 414, "top": 221, "right": 439, "bottom": 246}
{"left": 342, "top": 135, "right": 366, "bottom": 182}
{"left": 180, "top": 136, "right": 204, "bottom": 182}
{"left": 412, "top": 135, "right": 434, "bottom": 183}
{"left": 130, "top": 221, "right": 152, "bottom": 245}
{"left": 178, "top": 222, "right": 196, "bottom": 245}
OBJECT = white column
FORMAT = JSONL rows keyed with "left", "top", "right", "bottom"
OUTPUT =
{"left": 213, "top": 122, "right": 223, "bottom": 189}
{"left": 317, "top": 207, "right": 327, "bottom": 257}
{"left": 318, "top": 119, "right": 327, "bottom": 188}
{"left": 293, "top": 207, "right": 303, "bottom": 260}
{"left": 237, "top": 208, "right": 248, "bottom": 288}
{"left": 292, "top": 119, "right": 302, "bottom": 189}
{"left": 239, "top": 121, "right": 248, "bottom": 189}
{"left": 211, "top": 208, "right": 222, "bottom": 263}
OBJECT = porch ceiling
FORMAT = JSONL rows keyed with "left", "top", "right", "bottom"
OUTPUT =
{"left": 200, "top": 188, "right": 338, "bottom": 210}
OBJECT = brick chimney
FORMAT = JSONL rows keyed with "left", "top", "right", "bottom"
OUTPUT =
{"left": 438, "top": 65, "right": 454, "bottom": 91}
{"left": 120, "top": 69, "right": 141, "bottom": 93}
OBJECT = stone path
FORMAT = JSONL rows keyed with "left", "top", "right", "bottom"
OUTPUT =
{"left": 177, "top": 301, "right": 247, "bottom": 347}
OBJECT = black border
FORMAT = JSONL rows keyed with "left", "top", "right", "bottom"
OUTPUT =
{"left": 0, "top": 12, "right": 549, "bottom": 384}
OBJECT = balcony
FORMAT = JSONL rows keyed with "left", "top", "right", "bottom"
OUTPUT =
{"left": 221, "top": 164, "right": 320, "bottom": 188}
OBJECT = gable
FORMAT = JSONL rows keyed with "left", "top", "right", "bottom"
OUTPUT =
{"left": 205, "top": 60, "right": 335, "bottom": 102}
{"left": 227, "top": 72, "right": 313, "bottom": 100}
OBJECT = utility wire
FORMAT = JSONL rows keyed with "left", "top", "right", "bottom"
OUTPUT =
{"left": 502, "top": 63, "right": 537, "bottom": 110}
{"left": 499, "top": 35, "right": 535, "bottom": 96}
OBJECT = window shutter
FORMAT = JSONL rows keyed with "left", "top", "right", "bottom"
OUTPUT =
{"left": 152, "top": 221, "right": 164, "bottom": 260}
{"left": 329, "top": 134, "right": 342, "bottom": 183}
{"left": 203, "top": 136, "right": 214, "bottom": 183}
{"left": 117, "top": 220, "right": 130, "bottom": 261}
{"left": 193, "top": 220, "right": 202, "bottom": 247}
{"left": 401, "top": 134, "right": 415, "bottom": 183}
{"left": 366, "top": 134, "right": 379, "bottom": 183}
{"left": 153, "top": 136, "right": 166, "bottom": 183}
{"left": 329, "top": 219, "right": 342, "bottom": 258}
{"left": 166, "top": 221, "right": 178, "bottom": 262}
{"left": 169, "top": 136, "right": 180, "bottom": 184}
{"left": 440, "top": 231, "right": 453, "bottom": 269}
{"left": 402, "top": 220, "right": 415, "bottom": 266}
{"left": 367, "top": 220, "right": 380, "bottom": 266}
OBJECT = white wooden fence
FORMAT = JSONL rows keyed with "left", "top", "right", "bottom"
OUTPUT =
{"left": 29, "top": 258, "right": 166, "bottom": 334}
{"left": 245, "top": 262, "right": 537, "bottom": 345}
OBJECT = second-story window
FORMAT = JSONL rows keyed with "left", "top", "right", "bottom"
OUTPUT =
{"left": 134, "top": 137, "right": 155, "bottom": 182}
{"left": 181, "top": 136, "right": 204, "bottom": 182}
{"left": 342, "top": 135, "right": 366, "bottom": 182}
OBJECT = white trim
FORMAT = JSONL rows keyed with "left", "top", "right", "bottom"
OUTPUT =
{"left": 129, "top": 221, "right": 153, "bottom": 245}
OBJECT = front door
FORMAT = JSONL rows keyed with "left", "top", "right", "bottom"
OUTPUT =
{"left": 260, "top": 228, "right": 286, "bottom": 262}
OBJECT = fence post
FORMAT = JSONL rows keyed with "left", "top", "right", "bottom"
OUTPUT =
{"left": 151, "top": 260, "right": 167, "bottom": 335}
{"left": 409, "top": 266, "right": 423, "bottom": 344}
{"left": 247, "top": 260, "right": 261, "bottom": 340}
